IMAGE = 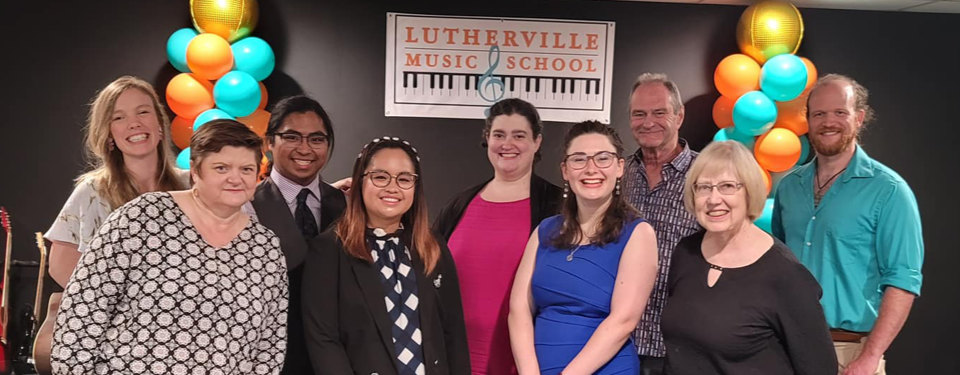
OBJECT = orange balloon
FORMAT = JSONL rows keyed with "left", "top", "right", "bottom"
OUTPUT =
{"left": 760, "top": 166, "right": 772, "bottom": 195}
{"left": 166, "top": 73, "right": 215, "bottom": 119}
{"left": 239, "top": 108, "right": 270, "bottom": 137}
{"left": 186, "top": 33, "right": 234, "bottom": 80}
{"left": 258, "top": 82, "right": 268, "bottom": 110}
{"left": 755, "top": 128, "right": 801, "bottom": 172}
{"left": 171, "top": 116, "right": 194, "bottom": 150}
{"left": 258, "top": 154, "right": 270, "bottom": 180}
{"left": 800, "top": 57, "right": 817, "bottom": 89}
{"left": 712, "top": 95, "right": 736, "bottom": 129}
{"left": 714, "top": 54, "right": 761, "bottom": 99}
{"left": 774, "top": 89, "right": 809, "bottom": 135}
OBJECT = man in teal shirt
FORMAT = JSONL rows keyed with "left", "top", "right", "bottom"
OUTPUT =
{"left": 772, "top": 74, "right": 923, "bottom": 375}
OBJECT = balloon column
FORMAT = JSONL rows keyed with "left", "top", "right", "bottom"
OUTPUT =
{"left": 710, "top": 0, "right": 816, "bottom": 234}
{"left": 165, "top": 0, "right": 273, "bottom": 170}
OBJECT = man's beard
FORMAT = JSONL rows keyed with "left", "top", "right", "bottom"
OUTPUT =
{"left": 810, "top": 127, "right": 858, "bottom": 157}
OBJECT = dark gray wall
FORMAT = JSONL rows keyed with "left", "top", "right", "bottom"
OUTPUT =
{"left": 1, "top": 0, "right": 956, "bottom": 372}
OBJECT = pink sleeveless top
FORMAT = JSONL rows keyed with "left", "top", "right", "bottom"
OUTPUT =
{"left": 448, "top": 195, "right": 531, "bottom": 375}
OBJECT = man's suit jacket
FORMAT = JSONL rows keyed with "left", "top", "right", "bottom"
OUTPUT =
{"left": 302, "top": 230, "right": 471, "bottom": 375}
{"left": 252, "top": 177, "right": 346, "bottom": 375}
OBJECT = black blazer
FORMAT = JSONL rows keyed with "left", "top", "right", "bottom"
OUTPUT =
{"left": 432, "top": 174, "right": 562, "bottom": 241}
{"left": 303, "top": 229, "right": 471, "bottom": 375}
{"left": 251, "top": 177, "right": 346, "bottom": 375}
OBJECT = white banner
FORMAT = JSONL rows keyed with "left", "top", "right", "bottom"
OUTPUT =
{"left": 385, "top": 13, "right": 615, "bottom": 123}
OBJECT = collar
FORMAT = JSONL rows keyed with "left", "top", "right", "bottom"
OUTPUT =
{"left": 631, "top": 138, "right": 695, "bottom": 172}
{"left": 270, "top": 168, "right": 322, "bottom": 205}
{"left": 797, "top": 144, "right": 874, "bottom": 187}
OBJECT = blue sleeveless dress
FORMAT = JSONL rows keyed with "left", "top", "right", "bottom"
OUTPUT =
{"left": 531, "top": 215, "right": 643, "bottom": 375}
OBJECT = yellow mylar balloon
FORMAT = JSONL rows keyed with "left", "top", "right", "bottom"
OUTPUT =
{"left": 190, "top": 0, "right": 259, "bottom": 43}
{"left": 736, "top": 1, "right": 804, "bottom": 64}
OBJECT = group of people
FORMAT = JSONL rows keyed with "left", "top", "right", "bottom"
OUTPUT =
{"left": 42, "top": 70, "right": 923, "bottom": 375}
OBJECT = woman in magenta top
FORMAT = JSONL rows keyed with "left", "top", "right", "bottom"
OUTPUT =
{"left": 434, "top": 98, "right": 562, "bottom": 374}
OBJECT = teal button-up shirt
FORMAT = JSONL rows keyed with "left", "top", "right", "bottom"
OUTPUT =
{"left": 772, "top": 145, "right": 924, "bottom": 332}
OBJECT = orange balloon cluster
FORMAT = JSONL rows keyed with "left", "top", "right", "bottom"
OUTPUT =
{"left": 166, "top": 73, "right": 214, "bottom": 119}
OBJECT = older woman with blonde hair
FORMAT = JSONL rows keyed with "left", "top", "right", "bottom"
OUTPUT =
{"left": 46, "top": 76, "right": 188, "bottom": 287}
{"left": 660, "top": 141, "right": 836, "bottom": 374}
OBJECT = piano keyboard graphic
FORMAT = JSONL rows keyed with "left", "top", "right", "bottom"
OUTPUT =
{"left": 396, "top": 71, "right": 604, "bottom": 110}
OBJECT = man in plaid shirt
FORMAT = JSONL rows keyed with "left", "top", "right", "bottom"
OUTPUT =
{"left": 621, "top": 73, "right": 701, "bottom": 375}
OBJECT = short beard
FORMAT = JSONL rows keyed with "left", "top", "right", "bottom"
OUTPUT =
{"left": 810, "top": 129, "right": 858, "bottom": 157}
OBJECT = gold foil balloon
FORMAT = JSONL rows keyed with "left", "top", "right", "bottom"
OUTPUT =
{"left": 190, "top": 0, "right": 259, "bottom": 42}
{"left": 736, "top": 1, "right": 804, "bottom": 64}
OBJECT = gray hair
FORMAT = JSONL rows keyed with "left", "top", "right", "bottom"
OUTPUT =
{"left": 630, "top": 73, "right": 684, "bottom": 114}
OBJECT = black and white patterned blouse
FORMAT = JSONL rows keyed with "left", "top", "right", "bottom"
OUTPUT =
{"left": 51, "top": 192, "right": 289, "bottom": 375}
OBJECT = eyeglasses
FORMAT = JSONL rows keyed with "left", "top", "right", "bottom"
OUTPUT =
{"left": 693, "top": 181, "right": 744, "bottom": 196}
{"left": 364, "top": 170, "right": 418, "bottom": 190}
{"left": 275, "top": 131, "right": 329, "bottom": 149}
{"left": 564, "top": 151, "right": 618, "bottom": 170}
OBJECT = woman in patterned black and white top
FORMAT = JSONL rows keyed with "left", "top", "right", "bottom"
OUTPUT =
{"left": 303, "top": 137, "right": 470, "bottom": 375}
{"left": 51, "top": 120, "right": 289, "bottom": 375}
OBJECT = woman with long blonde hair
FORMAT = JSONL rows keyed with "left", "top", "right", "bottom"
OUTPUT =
{"left": 46, "top": 75, "right": 187, "bottom": 286}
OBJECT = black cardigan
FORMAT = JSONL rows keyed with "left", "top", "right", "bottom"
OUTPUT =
{"left": 432, "top": 174, "right": 562, "bottom": 241}
{"left": 302, "top": 229, "right": 471, "bottom": 375}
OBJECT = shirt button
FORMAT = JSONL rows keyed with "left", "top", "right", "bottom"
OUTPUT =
{"left": 811, "top": 216, "right": 816, "bottom": 220}
{"left": 806, "top": 242, "right": 812, "bottom": 246}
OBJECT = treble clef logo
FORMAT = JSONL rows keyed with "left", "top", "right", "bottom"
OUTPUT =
{"left": 478, "top": 45, "right": 505, "bottom": 105}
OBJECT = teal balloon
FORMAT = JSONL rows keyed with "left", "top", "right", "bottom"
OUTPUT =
{"left": 754, "top": 198, "right": 775, "bottom": 234}
{"left": 166, "top": 28, "right": 198, "bottom": 73}
{"left": 176, "top": 147, "right": 191, "bottom": 170}
{"left": 213, "top": 71, "right": 260, "bottom": 117}
{"left": 193, "top": 109, "right": 235, "bottom": 130}
{"left": 796, "top": 134, "right": 811, "bottom": 166}
{"left": 760, "top": 54, "right": 808, "bottom": 102}
{"left": 231, "top": 37, "right": 275, "bottom": 81}
{"left": 713, "top": 127, "right": 756, "bottom": 150}
{"left": 733, "top": 91, "right": 778, "bottom": 136}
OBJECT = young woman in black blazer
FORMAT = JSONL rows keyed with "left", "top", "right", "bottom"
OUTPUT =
{"left": 302, "top": 137, "right": 470, "bottom": 375}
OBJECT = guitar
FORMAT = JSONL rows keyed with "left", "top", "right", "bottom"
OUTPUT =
{"left": 12, "top": 233, "right": 49, "bottom": 373}
{"left": 0, "top": 207, "right": 12, "bottom": 373}
{"left": 31, "top": 233, "right": 54, "bottom": 375}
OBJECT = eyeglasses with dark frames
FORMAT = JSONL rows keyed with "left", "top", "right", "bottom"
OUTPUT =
{"left": 564, "top": 151, "right": 618, "bottom": 170}
{"left": 275, "top": 131, "right": 329, "bottom": 149}
{"left": 363, "top": 170, "right": 418, "bottom": 190}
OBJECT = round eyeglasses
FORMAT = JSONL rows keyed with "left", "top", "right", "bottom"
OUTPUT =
{"left": 564, "top": 151, "right": 618, "bottom": 170}
{"left": 693, "top": 181, "right": 744, "bottom": 196}
{"left": 364, "top": 170, "right": 418, "bottom": 190}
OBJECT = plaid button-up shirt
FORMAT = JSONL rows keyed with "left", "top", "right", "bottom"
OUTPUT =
{"left": 623, "top": 140, "right": 700, "bottom": 357}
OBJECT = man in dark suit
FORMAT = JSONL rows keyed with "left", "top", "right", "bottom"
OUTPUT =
{"left": 245, "top": 95, "right": 347, "bottom": 374}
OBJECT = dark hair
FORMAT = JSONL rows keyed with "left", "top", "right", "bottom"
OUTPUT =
{"left": 336, "top": 137, "right": 440, "bottom": 274}
{"left": 552, "top": 120, "right": 637, "bottom": 249}
{"left": 266, "top": 95, "right": 335, "bottom": 153}
{"left": 482, "top": 98, "right": 543, "bottom": 161}
{"left": 190, "top": 119, "right": 264, "bottom": 173}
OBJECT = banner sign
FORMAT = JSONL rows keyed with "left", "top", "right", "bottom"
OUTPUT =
{"left": 385, "top": 13, "right": 615, "bottom": 123}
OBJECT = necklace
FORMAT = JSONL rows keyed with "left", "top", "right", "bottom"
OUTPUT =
{"left": 191, "top": 189, "right": 242, "bottom": 226}
{"left": 816, "top": 167, "right": 847, "bottom": 192}
{"left": 566, "top": 244, "right": 584, "bottom": 261}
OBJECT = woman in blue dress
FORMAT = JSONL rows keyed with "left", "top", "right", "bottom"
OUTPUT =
{"left": 509, "top": 120, "right": 658, "bottom": 375}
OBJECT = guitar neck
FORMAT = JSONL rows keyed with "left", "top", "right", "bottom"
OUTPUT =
{"left": 1, "top": 230, "right": 11, "bottom": 340}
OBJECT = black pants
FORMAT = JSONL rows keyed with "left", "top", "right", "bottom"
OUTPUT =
{"left": 640, "top": 355, "right": 665, "bottom": 375}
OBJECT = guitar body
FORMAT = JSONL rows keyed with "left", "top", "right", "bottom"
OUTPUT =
{"left": 32, "top": 293, "right": 59, "bottom": 375}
